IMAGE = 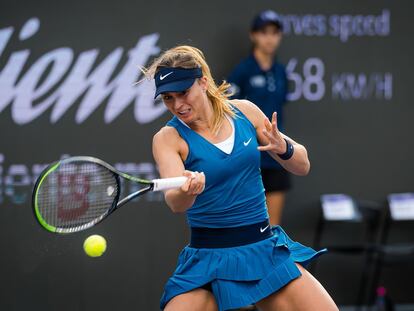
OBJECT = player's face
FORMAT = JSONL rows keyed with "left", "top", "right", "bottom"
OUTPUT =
{"left": 161, "top": 78, "right": 207, "bottom": 122}
{"left": 250, "top": 24, "right": 282, "bottom": 55}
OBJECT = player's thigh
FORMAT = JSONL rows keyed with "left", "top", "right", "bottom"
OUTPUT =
{"left": 164, "top": 288, "right": 218, "bottom": 311}
{"left": 256, "top": 263, "right": 338, "bottom": 311}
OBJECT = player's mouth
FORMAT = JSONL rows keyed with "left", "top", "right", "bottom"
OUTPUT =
{"left": 177, "top": 108, "right": 191, "bottom": 117}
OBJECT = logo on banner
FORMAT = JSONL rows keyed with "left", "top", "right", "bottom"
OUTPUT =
{"left": 0, "top": 17, "right": 167, "bottom": 124}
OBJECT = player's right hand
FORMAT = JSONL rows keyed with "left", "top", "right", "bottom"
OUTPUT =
{"left": 181, "top": 170, "right": 205, "bottom": 196}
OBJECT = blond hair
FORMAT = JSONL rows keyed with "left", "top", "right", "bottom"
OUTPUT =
{"left": 145, "top": 45, "right": 234, "bottom": 134}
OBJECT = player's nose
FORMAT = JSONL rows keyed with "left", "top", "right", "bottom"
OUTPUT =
{"left": 173, "top": 97, "right": 186, "bottom": 110}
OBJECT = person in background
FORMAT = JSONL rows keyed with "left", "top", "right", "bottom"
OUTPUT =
{"left": 228, "top": 10, "right": 290, "bottom": 225}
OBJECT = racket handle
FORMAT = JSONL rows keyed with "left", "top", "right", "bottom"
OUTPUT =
{"left": 152, "top": 176, "right": 187, "bottom": 191}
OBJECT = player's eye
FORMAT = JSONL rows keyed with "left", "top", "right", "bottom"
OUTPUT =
{"left": 162, "top": 95, "right": 172, "bottom": 101}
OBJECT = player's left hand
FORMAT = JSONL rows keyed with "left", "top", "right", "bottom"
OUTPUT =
{"left": 257, "top": 112, "right": 287, "bottom": 154}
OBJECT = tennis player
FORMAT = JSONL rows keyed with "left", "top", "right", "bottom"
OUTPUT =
{"left": 149, "top": 46, "right": 338, "bottom": 311}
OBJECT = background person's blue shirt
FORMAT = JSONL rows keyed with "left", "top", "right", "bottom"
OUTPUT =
{"left": 228, "top": 54, "right": 288, "bottom": 169}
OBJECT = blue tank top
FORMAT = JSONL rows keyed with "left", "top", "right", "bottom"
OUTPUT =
{"left": 166, "top": 106, "right": 269, "bottom": 228}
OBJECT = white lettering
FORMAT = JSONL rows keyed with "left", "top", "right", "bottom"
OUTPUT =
{"left": 13, "top": 48, "right": 73, "bottom": 123}
{"left": 280, "top": 10, "right": 390, "bottom": 42}
{"left": 332, "top": 73, "right": 392, "bottom": 100}
{"left": 0, "top": 18, "right": 165, "bottom": 124}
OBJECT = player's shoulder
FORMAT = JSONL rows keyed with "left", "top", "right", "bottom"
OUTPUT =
{"left": 153, "top": 125, "right": 181, "bottom": 146}
{"left": 229, "top": 99, "right": 262, "bottom": 127}
{"left": 230, "top": 99, "right": 260, "bottom": 113}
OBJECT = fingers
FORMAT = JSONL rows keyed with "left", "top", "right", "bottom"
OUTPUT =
{"left": 181, "top": 171, "right": 193, "bottom": 192}
{"left": 181, "top": 170, "right": 205, "bottom": 196}
{"left": 264, "top": 112, "right": 280, "bottom": 136}
{"left": 262, "top": 128, "right": 276, "bottom": 144}
{"left": 272, "top": 112, "right": 280, "bottom": 134}
{"left": 264, "top": 112, "right": 278, "bottom": 130}
{"left": 272, "top": 111, "right": 277, "bottom": 126}
{"left": 261, "top": 122, "right": 276, "bottom": 152}
{"left": 259, "top": 112, "right": 285, "bottom": 153}
{"left": 257, "top": 144, "right": 273, "bottom": 151}
{"left": 264, "top": 117, "right": 272, "bottom": 131}
{"left": 190, "top": 171, "right": 205, "bottom": 195}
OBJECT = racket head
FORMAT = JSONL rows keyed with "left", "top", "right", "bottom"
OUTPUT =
{"left": 32, "top": 157, "right": 121, "bottom": 233}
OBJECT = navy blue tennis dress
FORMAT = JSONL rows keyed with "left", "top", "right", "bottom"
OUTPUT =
{"left": 160, "top": 105, "right": 326, "bottom": 310}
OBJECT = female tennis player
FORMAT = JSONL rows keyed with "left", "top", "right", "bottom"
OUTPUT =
{"left": 148, "top": 46, "right": 338, "bottom": 311}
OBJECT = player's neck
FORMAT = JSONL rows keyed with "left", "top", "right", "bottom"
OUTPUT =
{"left": 253, "top": 49, "right": 274, "bottom": 71}
{"left": 189, "top": 98, "right": 215, "bottom": 132}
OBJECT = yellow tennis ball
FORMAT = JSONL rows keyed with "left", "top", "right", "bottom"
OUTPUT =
{"left": 83, "top": 235, "right": 107, "bottom": 257}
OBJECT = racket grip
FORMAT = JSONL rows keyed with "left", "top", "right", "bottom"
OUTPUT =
{"left": 152, "top": 176, "right": 187, "bottom": 191}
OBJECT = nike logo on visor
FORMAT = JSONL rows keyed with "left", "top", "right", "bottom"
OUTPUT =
{"left": 160, "top": 72, "right": 173, "bottom": 80}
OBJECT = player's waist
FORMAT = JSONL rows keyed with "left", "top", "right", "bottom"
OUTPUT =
{"left": 189, "top": 220, "right": 272, "bottom": 248}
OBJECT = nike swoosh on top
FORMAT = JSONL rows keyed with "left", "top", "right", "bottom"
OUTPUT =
{"left": 243, "top": 138, "right": 252, "bottom": 146}
{"left": 160, "top": 72, "right": 173, "bottom": 80}
{"left": 260, "top": 225, "right": 269, "bottom": 233}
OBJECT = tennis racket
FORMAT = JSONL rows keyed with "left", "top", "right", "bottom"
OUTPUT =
{"left": 32, "top": 156, "right": 187, "bottom": 233}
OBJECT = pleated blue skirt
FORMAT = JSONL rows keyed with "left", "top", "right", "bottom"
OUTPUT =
{"left": 160, "top": 225, "right": 327, "bottom": 311}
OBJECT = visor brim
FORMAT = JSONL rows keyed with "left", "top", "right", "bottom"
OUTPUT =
{"left": 154, "top": 79, "right": 196, "bottom": 99}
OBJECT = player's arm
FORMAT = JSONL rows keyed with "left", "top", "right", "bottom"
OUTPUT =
{"left": 152, "top": 127, "right": 205, "bottom": 213}
{"left": 231, "top": 99, "right": 310, "bottom": 176}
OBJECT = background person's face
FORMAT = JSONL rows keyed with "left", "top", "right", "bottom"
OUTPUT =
{"left": 250, "top": 24, "right": 282, "bottom": 55}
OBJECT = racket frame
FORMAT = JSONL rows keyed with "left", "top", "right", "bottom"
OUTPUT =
{"left": 32, "top": 156, "right": 154, "bottom": 233}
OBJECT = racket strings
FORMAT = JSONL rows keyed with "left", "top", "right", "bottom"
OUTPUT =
{"left": 36, "top": 162, "right": 119, "bottom": 231}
